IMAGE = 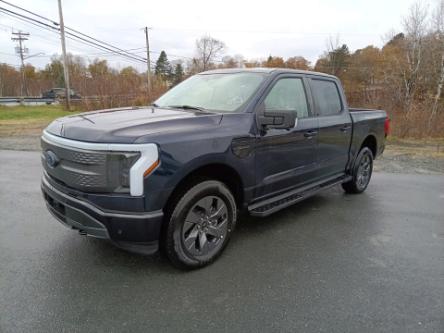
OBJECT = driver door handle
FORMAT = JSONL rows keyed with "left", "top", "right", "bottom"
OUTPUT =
{"left": 340, "top": 125, "right": 351, "bottom": 132}
{"left": 304, "top": 130, "right": 318, "bottom": 138}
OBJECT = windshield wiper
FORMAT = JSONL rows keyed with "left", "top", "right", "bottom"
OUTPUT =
{"left": 78, "top": 114, "right": 95, "bottom": 124}
{"left": 166, "top": 105, "right": 208, "bottom": 113}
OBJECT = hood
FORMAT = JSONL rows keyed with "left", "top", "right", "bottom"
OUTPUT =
{"left": 45, "top": 106, "right": 223, "bottom": 143}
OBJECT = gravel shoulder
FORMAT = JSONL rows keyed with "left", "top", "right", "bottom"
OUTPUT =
{"left": 374, "top": 140, "right": 444, "bottom": 174}
{"left": 0, "top": 134, "right": 42, "bottom": 151}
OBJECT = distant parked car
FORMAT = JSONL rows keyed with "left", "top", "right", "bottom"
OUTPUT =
{"left": 42, "top": 88, "right": 81, "bottom": 100}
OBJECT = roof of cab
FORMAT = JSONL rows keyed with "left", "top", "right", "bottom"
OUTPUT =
{"left": 200, "top": 67, "right": 338, "bottom": 79}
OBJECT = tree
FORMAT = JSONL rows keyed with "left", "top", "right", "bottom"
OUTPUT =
{"left": 343, "top": 46, "right": 383, "bottom": 105}
{"left": 0, "top": 64, "right": 20, "bottom": 96}
{"left": 400, "top": 2, "right": 428, "bottom": 115}
{"left": 244, "top": 59, "right": 261, "bottom": 68}
{"left": 285, "top": 56, "right": 310, "bottom": 70}
{"left": 23, "top": 64, "right": 37, "bottom": 81}
{"left": 384, "top": 32, "right": 405, "bottom": 48}
{"left": 87, "top": 59, "right": 113, "bottom": 96}
{"left": 195, "top": 35, "right": 226, "bottom": 71}
{"left": 262, "top": 56, "right": 285, "bottom": 68}
{"left": 155, "top": 51, "right": 172, "bottom": 80}
{"left": 120, "top": 66, "right": 138, "bottom": 76}
{"left": 427, "top": 0, "right": 444, "bottom": 129}
{"left": 315, "top": 36, "right": 351, "bottom": 77}
{"left": 41, "top": 57, "right": 65, "bottom": 87}
{"left": 218, "top": 54, "right": 244, "bottom": 68}
{"left": 172, "top": 63, "right": 184, "bottom": 85}
{"left": 220, "top": 55, "right": 237, "bottom": 68}
{"left": 88, "top": 59, "right": 110, "bottom": 79}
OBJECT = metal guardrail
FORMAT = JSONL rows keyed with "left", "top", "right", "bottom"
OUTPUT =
{"left": 0, "top": 95, "right": 139, "bottom": 106}
{"left": 0, "top": 97, "right": 56, "bottom": 105}
{"left": 0, "top": 96, "right": 89, "bottom": 106}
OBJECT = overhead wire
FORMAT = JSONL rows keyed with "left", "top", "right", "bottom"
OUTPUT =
{"left": 0, "top": 1, "right": 228, "bottom": 66}
{"left": 0, "top": 5, "right": 147, "bottom": 64}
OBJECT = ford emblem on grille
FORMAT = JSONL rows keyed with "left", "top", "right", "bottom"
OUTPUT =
{"left": 44, "top": 150, "right": 60, "bottom": 168}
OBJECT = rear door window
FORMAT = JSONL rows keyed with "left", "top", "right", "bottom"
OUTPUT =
{"left": 310, "top": 79, "right": 342, "bottom": 116}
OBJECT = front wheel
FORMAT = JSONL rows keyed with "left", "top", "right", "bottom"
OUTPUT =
{"left": 342, "top": 147, "right": 374, "bottom": 194}
{"left": 164, "top": 180, "right": 237, "bottom": 269}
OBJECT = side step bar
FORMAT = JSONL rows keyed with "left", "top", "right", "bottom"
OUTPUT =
{"left": 248, "top": 174, "right": 352, "bottom": 217}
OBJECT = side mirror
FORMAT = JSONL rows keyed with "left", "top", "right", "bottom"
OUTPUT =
{"left": 257, "top": 103, "right": 296, "bottom": 130}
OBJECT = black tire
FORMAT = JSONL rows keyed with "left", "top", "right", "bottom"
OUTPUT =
{"left": 342, "top": 147, "right": 374, "bottom": 194}
{"left": 164, "top": 180, "right": 237, "bottom": 269}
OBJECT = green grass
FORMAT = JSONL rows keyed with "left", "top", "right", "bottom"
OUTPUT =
{"left": 0, "top": 105, "right": 80, "bottom": 122}
{"left": 387, "top": 136, "right": 444, "bottom": 146}
{"left": 0, "top": 105, "right": 81, "bottom": 137}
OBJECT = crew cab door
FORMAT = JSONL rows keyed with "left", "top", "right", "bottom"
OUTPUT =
{"left": 254, "top": 75, "right": 319, "bottom": 199}
{"left": 308, "top": 78, "right": 352, "bottom": 178}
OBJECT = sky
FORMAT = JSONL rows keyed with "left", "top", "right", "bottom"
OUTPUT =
{"left": 0, "top": 0, "right": 422, "bottom": 71}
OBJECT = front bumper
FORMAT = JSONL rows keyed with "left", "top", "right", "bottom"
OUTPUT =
{"left": 41, "top": 175, "right": 164, "bottom": 255}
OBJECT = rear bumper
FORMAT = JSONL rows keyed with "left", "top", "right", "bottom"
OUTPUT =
{"left": 41, "top": 175, "right": 163, "bottom": 255}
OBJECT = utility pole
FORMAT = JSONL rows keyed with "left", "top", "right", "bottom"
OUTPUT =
{"left": 143, "top": 27, "right": 152, "bottom": 99}
{"left": 57, "top": 0, "right": 71, "bottom": 110}
{"left": 11, "top": 31, "right": 29, "bottom": 96}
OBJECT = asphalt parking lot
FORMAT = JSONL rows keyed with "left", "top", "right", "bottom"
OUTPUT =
{"left": 1, "top": 150, "right": 443, "bottom": 333}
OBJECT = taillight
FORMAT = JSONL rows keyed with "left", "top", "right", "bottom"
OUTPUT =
{"left": 384, "top": 117, "right": 390, "bottom": 136}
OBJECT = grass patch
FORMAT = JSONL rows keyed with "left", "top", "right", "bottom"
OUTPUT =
{"left": 0, "top": 105, "right": 80, "bottom": 122}
{"left": 387, "top": 136, "right": 444, "bottom": 146}
{"left": 0, "top": 105, "right": 81, "bottom": 136}
{"left": 386, "top": 136, "right": 444, "bottom": 158}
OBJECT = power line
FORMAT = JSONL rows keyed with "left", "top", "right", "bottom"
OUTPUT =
{"left": 0, "top": 0, "right": 150, "bottom": 65}
{"left": 1, "top": 12, "right": 117, "bottom": 60}
{"left": 0, "top": 2, "right": 224, "bottom": 64}
{"left": 1, "top": 12, "right": 144, "bottom": 65}
{"left": 0, "top": 0, "right": 143, "bottom": 59}
{"left": 65, "top": 26, "right": 146, "bottom": 63}
{"left": 0, "top": 2, "right": 231, "bottom": 68}
{"left": 0, "top": 9, "right": 146, "bottom": 65}
{"left": 0, "top": 5, "right": 147, "bottom": 64}
{"left": 0, "top": 12, "right": 69, "bottom": 50}
{"left": 0, "top": 0, "right": 54, "bottom": 24}
{"left": 84, "top": 47, "right": 147, "bottom": 56}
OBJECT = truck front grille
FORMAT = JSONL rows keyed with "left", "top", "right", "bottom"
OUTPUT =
{"left": 41, "top": 137, "right": 139, "bottom": 193}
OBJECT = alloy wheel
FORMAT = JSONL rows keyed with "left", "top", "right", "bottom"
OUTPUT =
{"left": 356, "top": 152, "right": 372, "bottom": 190}
{"left": 181, "top": 195, "right": 229, "bottom": 257}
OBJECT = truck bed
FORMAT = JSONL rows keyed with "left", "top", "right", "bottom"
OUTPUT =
{"left": 349, "top": 108, "right": 387, "bottom": 159}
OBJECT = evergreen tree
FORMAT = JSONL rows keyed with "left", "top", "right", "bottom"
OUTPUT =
{"left": 172, "top": 63, "right": 184, "bottom": 85}
{"left": 155, "top": 51, "right": 172, "bottom": 80}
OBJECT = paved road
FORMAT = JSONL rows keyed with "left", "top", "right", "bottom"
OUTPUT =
{"left": 1, "top": 150, "right": 443, "bottom": 333}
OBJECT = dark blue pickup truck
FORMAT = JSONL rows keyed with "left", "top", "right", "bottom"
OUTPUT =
{"left": 41, "top": 68, "right": 389, "bottom": 268}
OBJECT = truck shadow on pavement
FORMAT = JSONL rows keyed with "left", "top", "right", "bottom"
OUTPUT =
{"left": 70, "top": 192, "right": 337, "bottom": 273}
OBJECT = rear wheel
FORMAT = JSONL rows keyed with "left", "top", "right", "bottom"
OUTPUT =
{"left": 164, "top": 180, "right": 237, "bottom": 269}
{"left": 342, "top": 147, "right": 373, "bottom": 194}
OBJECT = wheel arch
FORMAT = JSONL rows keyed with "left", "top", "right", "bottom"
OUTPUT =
{"left": 164, "top": 163, "right": 244, "bottom": 215}
{"left": 360, "top": 134, "right": 377, "bottom": 157}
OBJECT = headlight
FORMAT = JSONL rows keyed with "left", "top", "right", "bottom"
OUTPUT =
{"left": 114, "top": 153, "right": 141, "bottom": 191}
{"left": 112, "top": 151, "right": 160, "bottom": 194}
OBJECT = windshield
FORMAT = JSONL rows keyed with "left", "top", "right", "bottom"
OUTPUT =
{"left": 155, "top": 72, "right": 266, "bottom": 112}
